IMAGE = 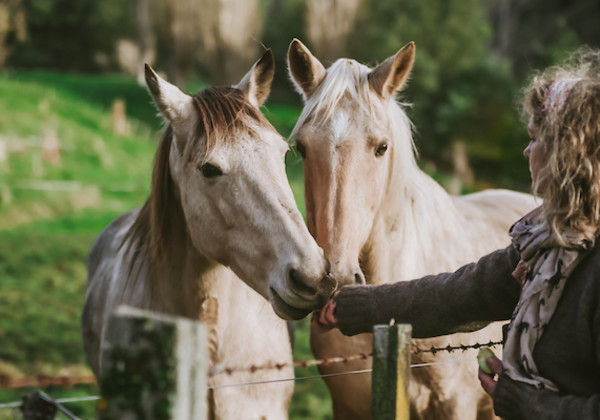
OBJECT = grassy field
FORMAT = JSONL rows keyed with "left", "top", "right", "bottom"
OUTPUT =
{"left": 0, "top": 72, "right": 332, "bottom": 419}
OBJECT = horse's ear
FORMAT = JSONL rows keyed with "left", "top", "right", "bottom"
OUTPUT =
{"left": 235, "top": 49, "right": 275, "bottom": 108}
{"left": 144, "top": 64, "right": 194, "bottom": 123}
{"left": 288, "top": 38, "right": 326, "bottom": 100}
{"left": 368, "top": 42, "right": 415, "bottom": 99}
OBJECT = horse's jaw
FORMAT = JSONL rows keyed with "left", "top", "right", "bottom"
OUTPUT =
{"left": 268, "top": 287, "right": 313, "bottom": 320}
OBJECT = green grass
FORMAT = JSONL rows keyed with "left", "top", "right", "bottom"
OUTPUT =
{"left": 289, "top": 318, "right": 334, "bottom": 420}
{"left": 0, "top": 71, "right": 333, "bottom": 419}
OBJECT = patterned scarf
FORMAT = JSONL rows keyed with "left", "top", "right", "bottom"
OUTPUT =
{"left": 504, "top": 206, "right": 592, "bottom": 391}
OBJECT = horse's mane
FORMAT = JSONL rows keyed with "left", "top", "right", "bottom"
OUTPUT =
{"left": 122, "top": 87, "right": 265, "bottom": 291}
{"left": 291, "top": 59, "right": 372, "bottom": 141}
{"left": 192, "top": 86, "right": 265, "bottom": 153}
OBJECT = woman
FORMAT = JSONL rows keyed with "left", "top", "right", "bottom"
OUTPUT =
{"left": 314, "top": 49, "right": 600, "bottom": 419}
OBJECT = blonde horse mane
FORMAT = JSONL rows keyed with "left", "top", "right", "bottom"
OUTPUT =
{"left": 291, "top": 57, "right": 422, "bottom": 191}
{"left": 122, "top": 87, "right": 267, "bottom": 290}
{"left": 291, "top": 59, "right": 371, "bottom": 140}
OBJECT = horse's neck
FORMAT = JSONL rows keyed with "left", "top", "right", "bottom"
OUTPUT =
{"left": 143, "top": 212, "right": 232, "bottom": 321}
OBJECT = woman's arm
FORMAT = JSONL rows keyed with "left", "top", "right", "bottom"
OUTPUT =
{"left": 333, "top": 245, "right": 522, "bottom": 337}
{"left": 493, "top": 375, "right": 600, "bottom": 420}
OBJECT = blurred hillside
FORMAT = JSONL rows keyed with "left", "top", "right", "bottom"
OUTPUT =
{"left": 3, "top": 0, "right": 600, "bottom": 189}
{"left": 0, "top": 71, "right": 316, "bottom": 419}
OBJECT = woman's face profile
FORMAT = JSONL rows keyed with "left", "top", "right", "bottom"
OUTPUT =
{"left": 525, "top": 118, "right": 549, "bottom": 195}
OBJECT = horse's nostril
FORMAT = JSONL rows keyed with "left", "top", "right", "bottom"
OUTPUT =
{"left": 320, "top": 273, "right": 338, "bottom": 296}
{"left": 354, "top": 271, "right": 366, "bottom": 285}
{"left": 324, "top": 258, "right": 332, "bottom": 274}
{"left": 288, "top": 268, "right": 317, "bottom": 296}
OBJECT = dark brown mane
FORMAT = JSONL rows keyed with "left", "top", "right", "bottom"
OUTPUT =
{"left": 191, "top": 87, "right": 267, "bottom": 153}
{"left": 121, "top": 125, "right": 181, "bottom": 287}
{"left": 122, "top": 86, "right": 268, "bottom": 289}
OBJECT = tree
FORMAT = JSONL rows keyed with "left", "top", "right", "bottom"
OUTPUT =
{"left": 305, "top": 0, "right": 361, "bottom": 63}
{"left": 261, "top": 0, "right": 306, "bottom": 103}
{"left": 6, "top": 0, "right": 133, "bottom": 71}
{"left": 151, "top": 0, "right": 202, "bottom": 85}
{"left": 484, "top": 0, "right": 600, "bottom": 80}
{"left": 348, "top": 1, "right": 494, "bottom": 166}
{"left": 194, "top": 0, "right": 265, "bottom": 85}
{"left": 135, "top": 0, "right": 155, "bottom": 84}
{"left": 0, "top": 0, "right": 27, "bottom": 69}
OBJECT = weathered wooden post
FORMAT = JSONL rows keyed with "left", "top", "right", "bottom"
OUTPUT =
{"left": 111, "top": 99, "right": 129, "bottom": 136}
{"left": 371, "top": 323, "right": 412, "bottom": 420}
{"left": 20, "top": 391, "right": 57, "bottom": 420}
{"left": 42, "top": 124, "right": 61, "bottom": 166}
{"left": 98, "top": 306, "right": 207, "bottom": 420}
{"left": 20, "top": 391, "right": 79, "bottom": 420}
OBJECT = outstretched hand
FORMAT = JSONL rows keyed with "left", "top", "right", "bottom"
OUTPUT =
{"left": 478, "top": 355, "right": 503, "bottom": 397}
{"left": 311, "top": 294, "right": 338, "bottom": 333}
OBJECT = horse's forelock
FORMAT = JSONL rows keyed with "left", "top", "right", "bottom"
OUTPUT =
{"left": 291, "top": 59, "right": 413, "bottom": 146}
{"left": 290, "top": 56, "right": 420, "bottom": 199}
{"left": 192, "top": 87, "right": 266, "bottom": 153}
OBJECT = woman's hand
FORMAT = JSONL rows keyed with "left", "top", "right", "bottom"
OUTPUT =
{"left": 311, "top": 294, "right": 338, "bottom": 333}
{"left": 478, "top": 355, "right": 503, "bottom": 397}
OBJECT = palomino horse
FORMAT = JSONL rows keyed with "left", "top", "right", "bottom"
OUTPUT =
{"left": 82, "top": 50, "right": 336, "bottom": 420}
{"left": 288, "top": 40, "right": 538, "bottom": 419}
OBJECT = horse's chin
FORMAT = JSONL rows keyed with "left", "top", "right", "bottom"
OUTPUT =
{"left": 269, "top": 287, "right": 312, "bottom": 320}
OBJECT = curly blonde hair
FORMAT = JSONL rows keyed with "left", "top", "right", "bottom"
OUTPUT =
{"left": 523, "top": 48, "right": 600, "bottom": 245}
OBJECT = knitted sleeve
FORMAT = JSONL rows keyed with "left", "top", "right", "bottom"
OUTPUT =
{"left": 335, "top": 245, "right": 522, "bottom": 337}
{"left": 494, "top": 374, "right": 600, "bottom": 419}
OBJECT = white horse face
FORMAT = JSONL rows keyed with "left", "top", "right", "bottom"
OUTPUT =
{"left": 145, "top": 51, "right": 335, "bottom": 320}
{"left": 289, "top": 40, "right": 415, "bottom": 287}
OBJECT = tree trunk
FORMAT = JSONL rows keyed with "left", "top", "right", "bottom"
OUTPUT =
{"left": 197, "top": 0, "right": 264, "bottom": 85}
{"left": 306, "top": 0, "right": 361, "bottom": 63}
{"left": 136, "top": 0, "right": 155, "bottom": 84}
{"left": 0, "top": 0, "right": 27, "bottom": 69}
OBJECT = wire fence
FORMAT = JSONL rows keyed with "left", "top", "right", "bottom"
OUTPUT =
{"left": 0, "top": 337, "right": 503, "bottom": 417}
{"left": 0, "top": 338, "right": 502, "bottom": 393}
{"left": 0, "top": 358, "right": 481, "bottom": 411}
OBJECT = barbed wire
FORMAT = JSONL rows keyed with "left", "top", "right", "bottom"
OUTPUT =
{"left": 412, "top": 339, "right": 503, "bottom": 355}
{"left": 0, "top": 339, "right": 503, "bottom": 393}
{"left": 209, "top": 351, "right": 372, "bottom": 377}
{"left": 210, "top": 339, "right": 502, "bottom": 377}
{"left": 208, "top": 357, "right": 481, "bottom": 390}
{"left": 1, "top": 357, "right": 479, "bottom": 408}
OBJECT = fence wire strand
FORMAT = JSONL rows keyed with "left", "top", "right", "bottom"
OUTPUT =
{"left": 0, "top": 357, "right": 480, "bottom": 407}
{"left": 209, "top": 339, "right": 503, "bottom": 378}
{"left": 0, "top": 395, "right": 100, "bottom": 410}
{"left": 0, "top": 340, "right": 504, "bottom": 410}
{"left": 203, "top": 357, "right": 478, "bottom": 390}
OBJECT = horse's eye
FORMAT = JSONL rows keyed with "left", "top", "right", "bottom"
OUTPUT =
{"left": 199, "top": 162, "right": 223, "bottom": 178}
{"left": 375, "top": 142, "right": 388, "bottom": 157}
{"left": 295, "top": 141, "right": 306, "bottom": 158}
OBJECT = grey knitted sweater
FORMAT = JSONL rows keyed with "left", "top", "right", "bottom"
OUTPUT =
{"left": 335, "top": 245, "right": 600, "bottom": 419}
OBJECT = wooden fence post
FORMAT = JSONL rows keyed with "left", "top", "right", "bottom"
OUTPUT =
{"left": 372, "top": 323, "right": 412, "bottom": 420}
{"left": 20, "top": 391, "right": 79, "bottom": 420}
{"left": 98, "top": 306, "right": 207, "bottom": 420}
{"left": 20, "top": 391, "right": 57, "bottom": 420}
